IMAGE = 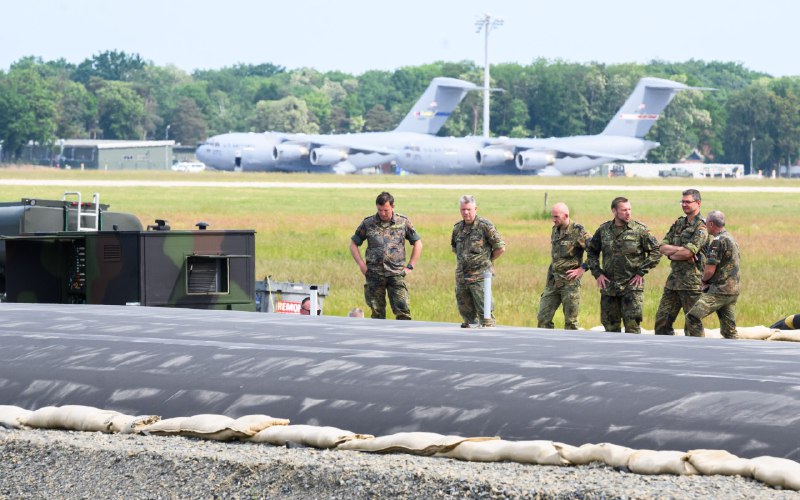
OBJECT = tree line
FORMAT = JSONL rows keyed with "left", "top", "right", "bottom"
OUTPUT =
{"left": 1, "top": 50, "right": 798, "bottom": 172}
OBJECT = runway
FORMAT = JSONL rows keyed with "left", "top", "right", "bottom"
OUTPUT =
{"left": 1, "top": 303, "right": 798, "bottom": 460}
{"left": 1, "top": 178, "right": 800, "bottom": 193}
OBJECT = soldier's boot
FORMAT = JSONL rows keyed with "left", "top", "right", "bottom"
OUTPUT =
{"left": 480, "top": 319, "right": 496, "bottom": 328}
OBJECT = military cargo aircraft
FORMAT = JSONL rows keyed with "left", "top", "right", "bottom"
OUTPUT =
{"left": 393, "top": 77, "right": 705, "bottom": 175}
{"left": 197, "top": 77, "right": 702, "bottom": 176}
{"left": 195, "top": 77, "right": 479, "bottom": 174}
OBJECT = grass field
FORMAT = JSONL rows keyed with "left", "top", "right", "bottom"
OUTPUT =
{"left": 2, "top": 167, "right": 799, "bottom": 329}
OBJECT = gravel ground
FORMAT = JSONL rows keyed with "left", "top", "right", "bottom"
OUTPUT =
{"left": 1, "top": 428, "right": 798, "bottom": 499}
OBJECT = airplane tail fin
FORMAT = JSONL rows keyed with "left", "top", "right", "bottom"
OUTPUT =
{"left": 601, "top": 77, "right": 702, "bottom": 138}
{"left": 395, "top": 77, "right": 478, "bottom": 135}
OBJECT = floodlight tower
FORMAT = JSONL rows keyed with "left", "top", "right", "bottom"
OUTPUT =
{"left": 475, "top": 13, "right": 503, "bottom": 138}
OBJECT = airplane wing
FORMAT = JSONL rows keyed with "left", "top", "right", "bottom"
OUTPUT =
{"left": 545, "top": 146, "right": 644, "bottom": 161}
{"left": 483, "top": 139, "right": 646, "bottom": 162}
{"left": 281, "top": 134, "right": 401, "bottom": 156}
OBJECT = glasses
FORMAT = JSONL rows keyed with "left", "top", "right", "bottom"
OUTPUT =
{"left": 680, "top": 200, "right": 696, "bottom": 205}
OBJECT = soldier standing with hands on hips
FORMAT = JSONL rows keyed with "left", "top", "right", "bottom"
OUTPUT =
{"left": 586, "top": 196, "right": 661, "bottom": 333}
{"left": 349, "top": 192, "right": 422, "bottom": 320}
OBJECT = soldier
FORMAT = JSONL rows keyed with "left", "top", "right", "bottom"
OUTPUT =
{"left": 654, "top": 189, "right": 709, "bottom": 336}
{"left": 537, "top": 202, "right": 592, "bottom": 330}
{"left": 349, "top": 192, "right": 422, "bottom": 320}
{"left": 685, "top": 211, "right": 740, "bottom": 338}
{"left": 586, "top": 197, "right": 661, "bottom": 333}
{"left": 451, "top": 195, "right": 505, "bottom": 327}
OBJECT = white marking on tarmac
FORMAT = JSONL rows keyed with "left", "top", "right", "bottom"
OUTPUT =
{"left": 2, "top": 178, "right": 800, "bottom": 193}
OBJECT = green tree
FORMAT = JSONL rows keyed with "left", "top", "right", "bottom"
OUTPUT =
{"left": 648, "top": 90, "right": 712, "bottom": 162}
{"left": 94, "top": 81, "right": 147, "bottom": 139}
{"left": 0, "top": 67, "right": 58, "bottom": 157}
{"left": 74, "top": 50, "right": 146, "bottom": 83}
{"left": 723, "top": 81, "right": 774, "bottom": 172}
{"left": 767, "top": 77, "right": 800, "bottom": 171}
{"left": 55, "top": 81, "right": 97, "bottom": 139}
{"left": 170, "top": 97, "right": 208, "bottom": 145}
{"left": 364, "top": 104, "right": 393, "bottom": 131}
{"left": 250, "top": 96, "right": 319, "bottom": 133}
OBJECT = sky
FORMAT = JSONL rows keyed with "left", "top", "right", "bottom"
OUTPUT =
{"left": 2, "top": 0, "right": 799, "bottom": 77}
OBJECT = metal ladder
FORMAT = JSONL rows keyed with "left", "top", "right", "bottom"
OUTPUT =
{"left": 62, "top": 191, "right": 100, "bottom": 231}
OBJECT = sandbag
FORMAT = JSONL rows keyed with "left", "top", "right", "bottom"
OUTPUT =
{"left": 21, "top": 405, "right": 123, "bottom": 432}
{"left": 554, "top": 442, "right": 635, "bottom": 468}
{"left": 141, "top": 416, "right": 188, "bottom": 435}
{"left": 107, "top": 414, "right": 162, "bottom": 434}
{"left": 685, "top": 449, "right": 754, "bottom": 477}
{"left": 626, "top": 450, "right": 697, "bottom": 475}
{"left": 227, "top": 414, "right": 289, "bottom": 437}
{"left": 337, "top": 432, "right": 497, "bottom": 456}
{"left": 767, "top": 330, "right": 800, "bottom": 342}
{"left": 247, "top": 424, "right": 372, "bottom": 448}
{"left": 143, "top": 414, "right": 236, "bottom": 440}
{"left": 438, "top": 439, "right": 568, "bottom": 465}
{"left": 735, "top": 326, "right": 778, "bottom": 340}
{"left": 142, "top": 414, "right": 287, "bottom": 441}
{"left": 702, "top": 328, "right": 723, "bottom": 339}
{"left": 0, "top": 405, "right": 32, "bottom": 429}
{"left": 750, "top": 456, "right": 800, "bottom": 490}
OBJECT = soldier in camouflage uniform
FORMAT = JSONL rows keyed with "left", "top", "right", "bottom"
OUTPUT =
{"left": 586, "top": 197, "right": 661, "bottom": 333}
{"left": 537, "top": 202, "right": 592, "bottom": 330}
{"left": 451, "top": 195, "right": 505, "bottom": 327}
{"left": 349, "top": 192, "right": 422, "bottom": 320}
{"left": 686, "top": 211, "right": 740, "bottom": 338}
{"left": 654, "top": 189, "right": 710, "bottom": 336}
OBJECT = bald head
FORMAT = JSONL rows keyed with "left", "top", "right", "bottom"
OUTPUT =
{"left": 551, "top": 202, "right": 571, "bottom": 229}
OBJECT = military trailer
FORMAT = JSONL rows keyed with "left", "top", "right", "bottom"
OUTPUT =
{"left": 0, "top": 193, "right": 256, "bottom": 311}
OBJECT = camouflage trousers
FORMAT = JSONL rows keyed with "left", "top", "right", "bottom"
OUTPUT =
{"left": 654, "top": 288, "right": 702, "bottom": 336}
{"left": 686, "top": 293, "right": 739, "bottom": 339}
{"left": 537, "top": 283, "right": 581, "bottom": 330}
{"left": 600, "top": 290, "right": 643, "bottom": 333}
{"left": 364, "top": 272, "right": 411, "bottom": 320}
{"left": 455, "top": 275, "right": 494, "bottom": 327}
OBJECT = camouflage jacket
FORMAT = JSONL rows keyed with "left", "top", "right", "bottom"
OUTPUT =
{"left": 660, "top": 214, "right": 709, "bottom": 290}
{"left": 451, "top": 216, "right": 505, "bottom": 278}
{"left": 352, "top": 213, "right": 421, "bottom": 276}
{"left": 586, "top": 220, "right": 661, "bottom": 295}
{"left": 547, "top": 221, "right": 591, "bottom": 287}
{"left": 706, "top": 230, "right": 740, "bottom": 295}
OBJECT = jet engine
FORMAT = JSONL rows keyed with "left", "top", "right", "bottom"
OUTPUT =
{"left": 515, "top": 151, "right": 556, "bottom": 170}
{"left": 310, "top": 147, "right": 349, "bottom": 166}
{"left": 476, "top": 147, "right": 514, "bottom": 167}
{"left": 272, "top": 143, "right": 309, "bottom": 162}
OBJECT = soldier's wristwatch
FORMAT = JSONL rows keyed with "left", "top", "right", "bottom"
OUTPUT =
{"left": 406, "top": 263, "right": 414, "bottom": 270}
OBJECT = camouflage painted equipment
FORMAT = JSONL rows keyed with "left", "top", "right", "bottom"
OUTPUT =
{"left": 1, "top": 193, "right": 255, "bottom": 311}
{"left": 0, "top": 193, "right": 141, "bottom": 292}
{"left": 4, "top": 229, "right": 255, "bottom": 310}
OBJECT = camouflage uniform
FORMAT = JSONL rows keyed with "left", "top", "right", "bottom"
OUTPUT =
{"left": 586, "top": 220, "right": 661, "bottom": 333}
{"left": 537, "top": 221, "right": 591, "bottom": 330}
{"left": 686, "top": 230, "right": 740, "bottom": 338}
{"left": 451, "top": 217, "right": 505, "bottom": 326}
{"left": 654, "top": 215, "right": 709, "bottom": 336}
{"left": 352, "top": 213, "right": 420, "bottom": 320}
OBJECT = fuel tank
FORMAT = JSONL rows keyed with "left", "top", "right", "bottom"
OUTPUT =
{"left": 1, "top": 303, "right": 797, "bottom": 460}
